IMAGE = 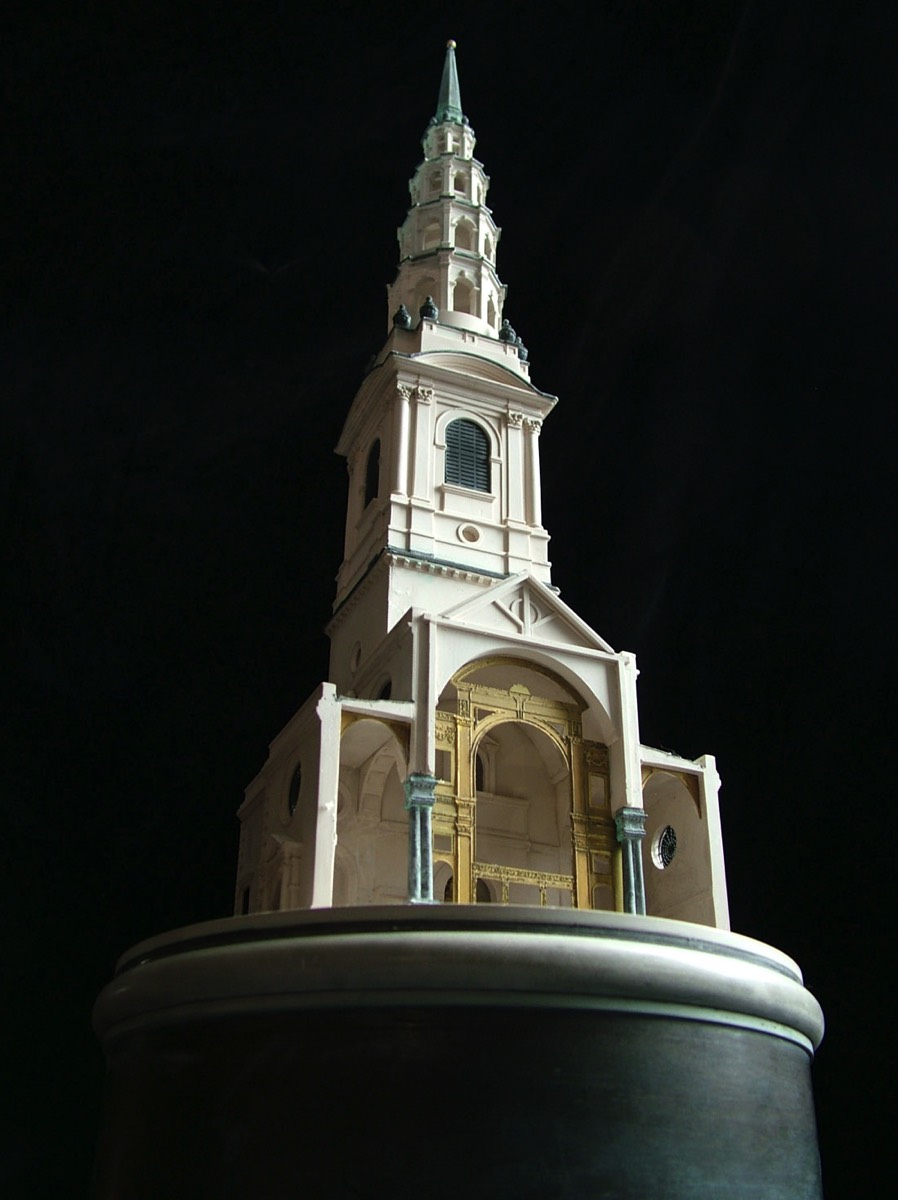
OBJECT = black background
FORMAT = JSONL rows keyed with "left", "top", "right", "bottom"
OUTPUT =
{"left": 4, "top": 2, "right": 894, "bottom": 1194}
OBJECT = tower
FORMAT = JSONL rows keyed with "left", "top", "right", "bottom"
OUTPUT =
{"left": 235, "top": 41, "right": 729, "bottom": 924}
{"left": 94, "top": 43, "right": 824, "bottom": 1200}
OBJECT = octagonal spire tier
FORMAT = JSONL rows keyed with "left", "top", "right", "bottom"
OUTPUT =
{"left": 387, "top": 41, "right": 507, "bottom": 341}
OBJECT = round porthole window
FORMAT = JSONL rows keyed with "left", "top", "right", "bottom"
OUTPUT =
{"left": 287, "top": 763, "right": 302, "bottom": 817}
{"left": 652, "top": 824, "right": 677, "bottom": 869}
{"left": 458, "top": 524, "right": 480, "bottom": 543}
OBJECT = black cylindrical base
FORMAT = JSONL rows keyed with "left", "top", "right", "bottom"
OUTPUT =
{"left": 93, "top": 908, "right": 823, "bottom": 1199}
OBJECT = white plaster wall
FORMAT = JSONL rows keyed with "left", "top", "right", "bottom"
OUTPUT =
{"left": 642, "top": 769, "right": 716, "bottom": 926}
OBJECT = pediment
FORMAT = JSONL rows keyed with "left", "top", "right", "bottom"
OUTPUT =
{"left": 440, "top": 573, "right": 615, "bottom": 653}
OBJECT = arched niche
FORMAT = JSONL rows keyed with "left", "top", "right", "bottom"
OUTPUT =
{"left": 422, "top": 221, "right": 441, "bottom": 251}
{"left": 452, "top": 276, "right": 475, "bottom": 314}
{"left": 454, "top": 220, "right": 475, "bottom": 251}
{"left": 642, "top": 768, "right": 715, "bottom": 926}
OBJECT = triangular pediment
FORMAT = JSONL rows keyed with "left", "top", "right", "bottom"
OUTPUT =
{"left": 440, "top": 573, "right": 615, "bottom": 653}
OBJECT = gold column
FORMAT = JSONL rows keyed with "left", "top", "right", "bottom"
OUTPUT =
{"left": 454, "top": 690, "right": 475, "bottom": 903}
{"left": 568, "top": 728, "right": 591, "bottom": 909}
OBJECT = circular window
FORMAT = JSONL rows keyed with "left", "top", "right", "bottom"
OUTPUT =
{"left": 287, "top": 763, "right": 302, "bottom": 817}
{"left": 652, "top": 825, "right": 677, "bottom": 870}
{"left": 458, "top": 524, "right": 480, "bottom": 543}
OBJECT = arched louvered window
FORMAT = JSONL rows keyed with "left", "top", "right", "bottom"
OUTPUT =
{"left": 364, "top": 439, "right": 380, "bottom": 506}
{"left": 445, "top": 419, "right": 490, "bottom": 492}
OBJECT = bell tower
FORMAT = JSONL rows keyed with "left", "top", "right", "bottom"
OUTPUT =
{"left": 332, "top": 41, "right": 553, "bottom": 649}
{"left": 235, "top": 42, "right": 729, "bottom": 925}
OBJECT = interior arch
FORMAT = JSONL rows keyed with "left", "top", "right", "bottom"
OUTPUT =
{"left": 336, "top": 718, "right": 409, "bottom": 906}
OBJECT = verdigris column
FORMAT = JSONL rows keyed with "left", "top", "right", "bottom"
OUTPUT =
{"left": 405, "top": 773, "right": 438, "bottom": 903}
{"left": 615, "top": 806, "right": 647, "bottom": 916}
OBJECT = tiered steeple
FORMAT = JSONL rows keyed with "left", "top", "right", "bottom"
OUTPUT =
{"left": 387, "top": 41, "right": 508, "bottom": 339}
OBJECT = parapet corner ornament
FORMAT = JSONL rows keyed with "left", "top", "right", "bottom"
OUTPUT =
{"left": 419, "top": 295, "right": 439, "bottom": 321}
{"left": 507, "top": 410, "right": 524, "bottom": 427}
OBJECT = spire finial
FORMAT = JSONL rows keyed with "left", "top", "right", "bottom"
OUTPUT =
{"left": 434, "top": 39, "right": 464, "bottom": 125}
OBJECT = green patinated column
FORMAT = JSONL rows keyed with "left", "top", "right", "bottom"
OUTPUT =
{"left": 615, "top": 806, "right": 647, "bottom": 915}
{"left": 405, "top": 774, "right": 438, "bottom": 903}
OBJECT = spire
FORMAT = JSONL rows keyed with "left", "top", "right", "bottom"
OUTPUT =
{"left": 387, "top": 40, "right": 515, "bottom": 348}
{"left": 434, "top": 39, "right": 464, "bottom": 125}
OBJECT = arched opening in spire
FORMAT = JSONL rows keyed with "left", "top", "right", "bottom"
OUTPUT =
{"left": 453, "top": 171, "right": 466, "bottom": 195}
{"left": 452, "top": 276, "right": 474, "bottom": 315}
{"left": 454, "top": 220, "right": 475, "bottom": 251}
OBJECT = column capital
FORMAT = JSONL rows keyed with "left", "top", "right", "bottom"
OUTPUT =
{"left": 615, "top": 806, "right": 647, "bottom": 842}
{"left": 404, "top": 773, "right": 438, "bottom": 810}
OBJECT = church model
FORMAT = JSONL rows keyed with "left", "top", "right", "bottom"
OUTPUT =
{"left": 235, "top": 41, "right": 729, "bottom": 924}
{"left": 93, "top": 44, "right": 824, "bottom": 1200}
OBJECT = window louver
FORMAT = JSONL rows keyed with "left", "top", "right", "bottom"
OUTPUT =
{"left": 445, "top": 419, "right": 490, "bottom": 492}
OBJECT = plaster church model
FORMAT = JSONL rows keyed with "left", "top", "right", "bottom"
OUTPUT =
{"left": 94, "top": 44, "right": 824, "bottom": 1200}
{"left": 235, "top": 41, "right": 729, "bottom": 925}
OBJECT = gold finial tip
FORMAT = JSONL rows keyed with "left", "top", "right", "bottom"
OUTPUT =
{"left": 447, "top": 39, "right": 456, "bottom": 49}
